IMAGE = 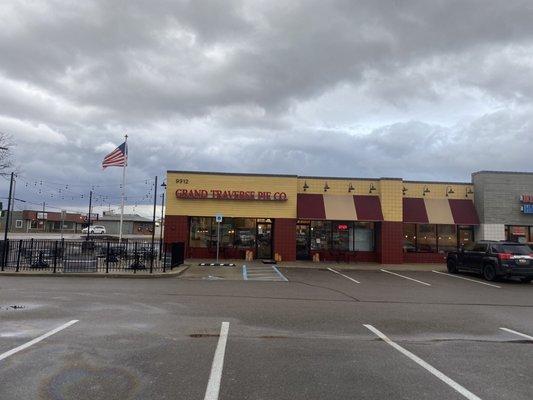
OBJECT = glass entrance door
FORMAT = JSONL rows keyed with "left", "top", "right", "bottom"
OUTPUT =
{"left": 256, "top": 222, "right": 272, "bottom": 259}
{"left": 296, "top": 223, "right": 310, "bottom": 260}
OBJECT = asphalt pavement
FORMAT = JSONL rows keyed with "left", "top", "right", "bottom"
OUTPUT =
{"left": 0, "top": 267, "right": 532, "bottom": 399}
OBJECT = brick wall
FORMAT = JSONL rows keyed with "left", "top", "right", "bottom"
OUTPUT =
{"left": 403, "top": 252, "right": 446, "bottom": 263}
{"left": 164, "top": 215, "right": 188, "bottom": 244}
{"left": 273, "top": 218, "right": 296, "bottom": 261}
{"left": 377, "top": 221, "right": 404, "bottom": 264}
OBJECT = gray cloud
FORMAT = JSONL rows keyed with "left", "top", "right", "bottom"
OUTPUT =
{"left": 2, "top": 0, "right": 533, "bottom": 214}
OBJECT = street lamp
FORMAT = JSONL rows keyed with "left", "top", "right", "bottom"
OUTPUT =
{"left": 159, "top": 182, "right": 167, "bottom": 260}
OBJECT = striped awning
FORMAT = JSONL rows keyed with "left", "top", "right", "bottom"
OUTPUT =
{"left": 403, "top": 198, "right": 479, "bottom": 225}
{"left": 297, "top": 194, "right": 384, "bottom": 221}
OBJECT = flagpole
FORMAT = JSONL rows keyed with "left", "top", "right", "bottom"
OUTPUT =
{"left": 119, "top": 134, "right": 128, "bottom": 243}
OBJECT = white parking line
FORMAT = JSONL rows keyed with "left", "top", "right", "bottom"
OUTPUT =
{"left": 380, "top": 269, "right": 431, "bottom": 286}
{"left": 499, "top": 327, "right": 533, "bottom": 341}
{"left": 0, "top": 320, "right": 79, "bottom": 362}
{"left": 327, "top": 267, "right": 360, "bottom": 284}
{"left": 204, "top": 322, "right": 230, "bottom": 400}
{"left": 364, "top": 324, "right": 482, "bottom": 400}
{"left": 432, "top": 270, "right": 501, "bottom": 288}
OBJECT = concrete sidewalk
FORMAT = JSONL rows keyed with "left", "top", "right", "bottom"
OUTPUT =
{"left": 0, "top": 264, "right": 190, "bottom": 278}
{"left": 184, "top": 258, "right": 447, "bottom": 272}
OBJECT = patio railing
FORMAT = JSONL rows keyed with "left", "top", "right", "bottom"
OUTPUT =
{"left": 0, "top": 239, "right": 174, "bottom": 274}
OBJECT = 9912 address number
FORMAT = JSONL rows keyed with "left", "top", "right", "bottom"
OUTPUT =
{"left": 175, "top": 178, "right": 189, "bottom": 184}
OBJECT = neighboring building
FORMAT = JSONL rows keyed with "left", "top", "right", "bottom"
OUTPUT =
{"left": 99, "top": 212, "right": 153, "bottom": 235}
{"left": 164, "top": 170, "right": 480, "bottom": 263}
{"left": 473, "top": 171, "right": 533, "bottom": 243}
{"left": 0, "top": 210, "right": 86, "bottom": 233}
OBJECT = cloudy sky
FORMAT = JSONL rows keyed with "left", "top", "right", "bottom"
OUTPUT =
{"left": 2, "top": 0, "right": 533, "bottom": 214}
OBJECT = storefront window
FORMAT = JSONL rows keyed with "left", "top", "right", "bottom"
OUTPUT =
{"left": 437, "top": 225, "right": 457, "bottom": 253}
{"left": 417, "top": 224, "right": 437, "bottom": 252}
{"left": 507, "top": 225, "right": 530, "bottom": 243}
{"left": 403, "top": 224, "right": 416, "bottom": 252}
{"left": 332, "top": 222, "right": 352, "bottom": 251}
{"left": 234, "top": 218, "right": 256, "bottom": 248}
{"left": 458, "top": 226, "right": 474, "bottom": 248}
{"left": 310, "top": 221, "right": 331, "bottom": 251}
{"left": 190, "top": 217, "right": 212, "bottom": 247}
{"left": 354, "top": 222, "right": 374, "bottom": 251}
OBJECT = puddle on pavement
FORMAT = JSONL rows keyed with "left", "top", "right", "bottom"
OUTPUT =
{"left": 40, "top": 364, "right": 139, "bottom": 400}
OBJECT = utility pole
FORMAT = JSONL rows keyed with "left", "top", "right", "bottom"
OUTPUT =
{"left": 42, "top": 201, "right": 45, "bottom": 231}
{"left": 86, "top": 190, "right": 92, "bottom": 241}
{"left": 150, "top": 176, "right": 158, "bottom": 272}
{"left": 2, "top": 172, "right": 14, "bottom": 269}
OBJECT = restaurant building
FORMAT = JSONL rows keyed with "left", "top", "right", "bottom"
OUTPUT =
{"left": 164, "top": 170, "right": 480, "bottom": 264}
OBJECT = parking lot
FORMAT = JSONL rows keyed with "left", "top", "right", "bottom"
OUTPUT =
{"left": 1, "top": 266, "right": 532, "bottom": 399}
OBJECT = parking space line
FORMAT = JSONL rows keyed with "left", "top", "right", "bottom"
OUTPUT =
{"left": 327, "top": 267, "right": 360, "bottom": 284}
{"left": 432, "top": 270, "right": 501, "bottom": 288}
{"left": 272, "top": 266, "right": 289, "bottom": 282}
{"left": 499, "top": 327, "right": 533, "bottom": 341}
{"left": 204, "top": 322, "right": 230, "bottom": 400}
{"left": 0, "top": 320, "right": 79, "bottom": 362}
{"left": 363, "top": 324, "right": 482, "bottom": 400}
{"left": 380, "top": 269, "right": 431, "bottom": 286}
{"left": 242, "top": 265, "right": 248, "bottom": 280}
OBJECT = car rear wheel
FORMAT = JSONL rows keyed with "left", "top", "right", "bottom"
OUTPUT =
{"left": 483, "top": 264, "right": 497, "bottom": 281}
{"left": 447, "top": 259, "right": 458, "bottom": 274}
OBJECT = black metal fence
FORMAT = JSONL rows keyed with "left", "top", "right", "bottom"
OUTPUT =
{"left": 0, "top": 239, "right": 175, "bottom": 274}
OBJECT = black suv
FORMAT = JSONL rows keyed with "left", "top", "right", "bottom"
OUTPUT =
{"left": 447, "top": 241, "right": 533, "bottom": 283}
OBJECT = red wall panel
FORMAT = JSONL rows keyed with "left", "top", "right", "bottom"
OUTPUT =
{"left": 273, "top": 218, "right": 297, "bottom": 261}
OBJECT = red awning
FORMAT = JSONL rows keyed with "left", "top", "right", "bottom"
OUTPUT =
{"left": 297, "top": 194, "right": 326, "bottom": 219}
{"left": 353, "top": 195, "right": 384, "bottom": 221}
{"left": 297, "top": 194, "right": 383, "bottom": 221}
{"left": 403, "top": 198, "right": 429, "bottom": 223}
{"left": 449, "top": 199, "right": 480, "bottom": 225}
{"left": 403, "top": 198, "right": 479, "bottom": 225}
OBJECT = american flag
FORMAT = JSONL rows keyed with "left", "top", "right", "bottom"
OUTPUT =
{"left": 102, "top": 141, "right": 128, "bottom": 168}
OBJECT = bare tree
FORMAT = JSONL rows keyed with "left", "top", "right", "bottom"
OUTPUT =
{"left": 0, "top": 132, "right": 13, "bottom": 176}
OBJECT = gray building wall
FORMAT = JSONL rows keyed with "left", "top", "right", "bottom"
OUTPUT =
{"left": 473, "top": 171, "right": 533, "bottom": 240}
{"left": 98, "top": 220, "right": 134, "bottom": 235}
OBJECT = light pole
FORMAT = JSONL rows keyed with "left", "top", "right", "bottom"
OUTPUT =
{"left": 2, "top": 172, "right": 14, "bottom": 269}
{"left": 159, "top": 182, "right": 166, "bottom": 260}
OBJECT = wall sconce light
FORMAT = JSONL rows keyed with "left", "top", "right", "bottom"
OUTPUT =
{"left": 402, "top": 186, "right": 408, "bottom": 196}
{"left": 323, "top": 182, "right": 330, "bottom": 192}
{"left": 423, "top": 185, "right": 430, "bottom": 196}
{"left": 445, "top": 186, "right": 455, "bottom": 197}
{"left": 369, "top": 183, "right": 376, "bottom": 194}
{"left": 465, "top": 187, "right": 474, "bottom": 198}
{"left": 348, "top": 183, "right": 355, "bottom": 193}
{"left": 302, "top": 181, "right": 309, "bottom": 191}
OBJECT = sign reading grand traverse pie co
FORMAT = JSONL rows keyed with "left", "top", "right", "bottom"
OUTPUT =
{"left": 175, "top": 188, "right": 288, "bottom": 201}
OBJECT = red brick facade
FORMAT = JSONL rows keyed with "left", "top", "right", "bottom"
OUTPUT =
{"left": 377, "top": 221, "right": 404, "bottom": 264}
{"left": 164, "top": 215, "right": 189, "bottom": 256}
{"left": 403, "top": 252, "right": 446, "bottom": 263}
{"left": 273, "top": 218, "right": 296, "bottom": 261}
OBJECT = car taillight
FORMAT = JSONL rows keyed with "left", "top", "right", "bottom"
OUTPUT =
{"left": 498, "top": 253, "right": 513, "bottom": 261}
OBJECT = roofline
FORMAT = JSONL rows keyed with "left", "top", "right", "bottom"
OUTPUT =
{"left": 472, "top": 170, "right": 533, "bottom": 176}
{"left": 167, "top": 170, "right": 297, "bottom": 178}
{"left": 166, "top": 169, "right": 471, "bottom": 184}
{"left": 403, "top": 180, "right": 472, "bottom": 185}
{"left": 298, "top": 175, "right": 379, "bottom": 181}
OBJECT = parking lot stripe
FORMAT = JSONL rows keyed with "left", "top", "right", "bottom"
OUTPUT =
{"left": 327, "top": 267, "right": 360, "bottom": 284}
{"left": 432, "top": 270, "right": 501, "bottom": 288}
{"left": 363, "top": 324, "right": 482, "bottom": 400}
{"left": 272, "top": 266, "right": 289, "bottom": 282}
{"left": 499, "top": 327, "right": 533, "bottom": 341}
{"left": 0, "top": 320, "right": 79, "bottom": 362}
{"left": 204, "top": 322, "right": 230, "bottom": 400}
{"left": 380, "top": 269, "right": 431, "bottom": 286}
{"left": 242, "top": 265, "right": 248, "bottom": 280}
